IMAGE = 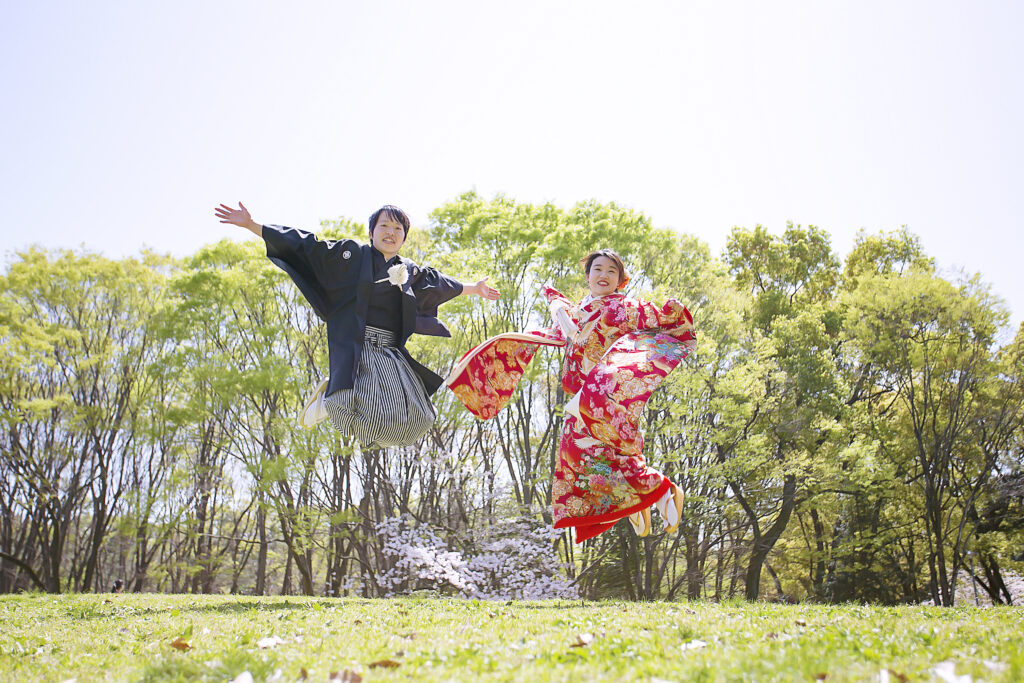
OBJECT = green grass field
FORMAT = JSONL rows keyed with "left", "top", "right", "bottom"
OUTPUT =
{"left": 1, "top": 594, "right": 1021, "bottom": 682}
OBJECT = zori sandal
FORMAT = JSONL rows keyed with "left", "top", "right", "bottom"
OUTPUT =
{"left": 656, "top": 483, "right": 685, "bottom": 533}
{"left": 627, "top": 508, "right": 652, "bottom": 537}
{"left": 298, "top": 378, "right": 330, "bottom": 429}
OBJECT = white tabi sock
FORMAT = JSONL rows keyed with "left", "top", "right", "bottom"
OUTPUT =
{"left": 655, "top": 489, "right": 679, "bottom": 528}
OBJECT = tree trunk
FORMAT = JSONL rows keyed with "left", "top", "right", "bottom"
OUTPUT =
{"left": 979, "top": 553, "right": 1013, "bottom": 605}
{"left": 255, "top": 505, "right": 268, "bottom": 596}
{"left": 685, "top": 531, "right": 703, "bottom": 599}
{"left": 46, "top": 511, "right": 65, "bottom": 594}
{"left": 922, "top": 476, "right": 953, "bottom": 605}
{"left": 282, "top": 552, "right": 293, "bottom": 596}
{"left": 134, "top": 522, "right": 149, "bottom": 592}
{"left": 82, "top": 494, "right": 108, "bottom": 593}
{"left": 809, "top": 508, "right": 826, "bottom": 600}
{"left": 621, "top": 531, "right": 637, "bottom": 601}
{"left": 743, "top": 474, "right": 797, "bottom": 600}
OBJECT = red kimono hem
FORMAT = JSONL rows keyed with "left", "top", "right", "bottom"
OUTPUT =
{"left": 553, "top": 478, "right": 673, "bottom": 543}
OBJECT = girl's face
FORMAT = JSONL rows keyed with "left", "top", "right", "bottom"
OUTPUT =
{"left": 371, "top": 214, "right": 406, "bottom": 259}
{"left": 587, "top": 256, "right": 621, "bottom": 297}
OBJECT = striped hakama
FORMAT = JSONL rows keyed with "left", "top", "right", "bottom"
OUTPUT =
{"left": 323, "top": 326, "right": 436, "bottom": 449}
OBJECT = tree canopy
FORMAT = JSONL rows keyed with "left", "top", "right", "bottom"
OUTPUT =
{"left": 2, "top": 193, "right": 1021, "bottom": 604}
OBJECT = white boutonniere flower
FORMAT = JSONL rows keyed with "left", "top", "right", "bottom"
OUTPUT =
{"left": 376, "top": 263, "right": 409, "bottom": 287}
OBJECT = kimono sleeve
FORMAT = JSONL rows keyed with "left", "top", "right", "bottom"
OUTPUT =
{"left": 633, "top": 297, "right": 695, "bottom": 337}
{"left": 570, "top": 303, "right": 697, "bottom": 456}
{"left": 445, "top": 329, "right": 566, "bottom": 420}
{"left": 543, "top": 286, "right": 573, "bottom": 309}
{"left": 410, "top": 265, "right": 464, "bottom": 336}
{"left": 262, "top": 225, "right": 359, "bottom": 321}
{"left": 544, "top": 286, "right": 580, "bottom": 339}
{"left": 412, "top": 265, "right": 464, "bottom": 312}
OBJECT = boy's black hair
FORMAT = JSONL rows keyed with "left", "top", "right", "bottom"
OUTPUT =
{"left": 368, "top": 205, "right": 410, "bottom": 237}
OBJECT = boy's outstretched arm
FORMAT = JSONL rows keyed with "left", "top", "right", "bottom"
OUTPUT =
{"left": 460, "top": 277, "right": 500, "bottom": 300}
{"left": 215, "top": 202, "right": 262, "bottom": 237}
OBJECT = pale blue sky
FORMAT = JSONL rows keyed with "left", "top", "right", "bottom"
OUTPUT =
{"left": 2, "top": 1, "right": 1021, "bottom": 328}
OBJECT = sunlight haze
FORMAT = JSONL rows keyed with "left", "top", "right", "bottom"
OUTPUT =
{"left": 1, "top": 1, "right": 1021, "bottom": 326}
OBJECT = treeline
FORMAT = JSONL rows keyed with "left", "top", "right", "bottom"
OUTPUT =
{"left": 2, "top": 192, "right": 1022, "bottom": 605}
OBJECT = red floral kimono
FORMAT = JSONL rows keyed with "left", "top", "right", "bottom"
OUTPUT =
{"left": 446, "top": 286, "right": 696, "bottom": 542}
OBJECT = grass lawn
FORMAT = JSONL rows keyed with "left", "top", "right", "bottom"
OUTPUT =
{"left": 1, "top": 593, "right": 1021, "bottom": 682}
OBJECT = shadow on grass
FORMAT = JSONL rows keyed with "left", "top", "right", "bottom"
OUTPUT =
{"left": 55, "top": 595, "right": 620, "bottom": 621}
{"left": 55, "top": 597, "right": 343, "bottom": 621}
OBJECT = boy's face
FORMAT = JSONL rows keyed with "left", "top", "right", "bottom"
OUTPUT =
{"left": 587, "top": 256, "right": 621, "bottom": 297}
{"left": 371, "top": 214, "right": 406, "bottom": 259}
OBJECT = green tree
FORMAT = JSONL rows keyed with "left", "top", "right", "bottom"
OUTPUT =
{"left": 842, "top": 265, "right": 1012, "bottom": 605}
{"left": 0, "top": 248, "right": 164, "bottom": 592}
{"left": 722, "top": 223, "right": 843, "bottom": 600}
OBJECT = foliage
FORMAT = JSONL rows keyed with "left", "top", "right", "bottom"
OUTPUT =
{"left": 1, "top": 196, "right": 1021, "bottom": 606}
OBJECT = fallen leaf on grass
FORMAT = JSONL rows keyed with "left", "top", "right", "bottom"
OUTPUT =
{"left": 570, "top": 633, "right": 595, "bottom": 648}
{"left": 369, "top": 659, "right": 401, "bottom": 669}
{"left": 257, "top": 636, "right": 285, "bottom": 649}
{"left": 931, "top": 661, "right": 972, "bottom": 683}
{"left": 329, "top": 671, "right": 362, "bottom": 682}
{"left": 681, "top": 639, "right": 707, "bottom": 651}
{"left": 795, "top": 619, "right": 807, "bottom": 627}
{"left": 170, "top": 638, "right": 191, "bottom": 651}
{"left": 814, "top": 674, "right": 828, "bottom": 680}
{"left": 353, "top": 619, "right": 362, "bottom": 625}
{"left": 300, "top": 668, "right": 309, "bottom": 680}
{"left": 878, "top": 669, "right": 909, "bottom": 683}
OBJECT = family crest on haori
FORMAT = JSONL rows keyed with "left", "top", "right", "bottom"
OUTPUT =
{"left": 446, "top": 249, "right": 696, "bottom": 542}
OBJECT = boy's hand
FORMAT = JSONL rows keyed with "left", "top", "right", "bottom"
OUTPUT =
{"left": 472, "top": 277, "right": 500, "bottom": 300}
{"left": 215, "top": 202, "right": 261, "bottom": 234}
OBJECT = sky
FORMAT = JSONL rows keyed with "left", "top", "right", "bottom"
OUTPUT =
{"left": 2, "top": 1, "right": 1022, "bottom": 329}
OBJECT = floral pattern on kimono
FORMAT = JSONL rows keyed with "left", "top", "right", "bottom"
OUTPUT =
{"left": 446, "top": 328, "right": 567, "bottom": 421}
{"left": 445, "top": 286, "right": 695, "bottom": 543}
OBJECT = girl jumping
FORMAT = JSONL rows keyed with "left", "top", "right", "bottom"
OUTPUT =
{"left": 445, "top": 249, "right": 695, "bottom": 541}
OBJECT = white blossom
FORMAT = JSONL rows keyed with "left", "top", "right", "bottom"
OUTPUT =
{"left": 370, "top": 515, "right": 578, "bottom": 600}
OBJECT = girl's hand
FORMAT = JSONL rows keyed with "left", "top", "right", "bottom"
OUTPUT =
{"left": 214, "top": 202, "right": 261, "bottom": 234}
{"left": 472, "top": 277, "right": 500, "bottom": 300}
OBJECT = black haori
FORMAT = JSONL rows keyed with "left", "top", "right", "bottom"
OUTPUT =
{"left": 323, "top": 326, "right": 436, "bottom": 448}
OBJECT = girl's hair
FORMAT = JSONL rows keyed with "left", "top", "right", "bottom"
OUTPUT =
{"left": 580, "top": 249, "right": 630, "bottom": 290}
{"left": 368, "top": 205, "right": 410, "bottom": 237}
